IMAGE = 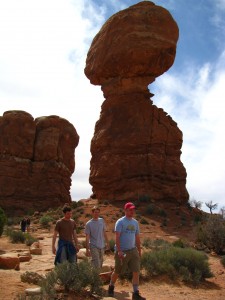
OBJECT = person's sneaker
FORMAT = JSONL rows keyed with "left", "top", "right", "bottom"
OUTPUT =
{"left": 108, "top": 285, "right": 114, "bottom": 297}
{"left": 132, "top": 291, "right": 146, "bottom": 300}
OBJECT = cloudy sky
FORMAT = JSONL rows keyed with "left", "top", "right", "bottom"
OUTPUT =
{"left": 0, "top": 0, "right": 225, "bottom": 212}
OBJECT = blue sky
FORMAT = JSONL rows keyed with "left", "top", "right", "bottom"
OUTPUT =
{"left": 0, "top": 0, "right": 225, "bottom": 212}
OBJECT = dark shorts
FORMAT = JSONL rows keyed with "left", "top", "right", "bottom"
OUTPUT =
{"left": 115, "top": 248, "right": 140, "bottom": 274}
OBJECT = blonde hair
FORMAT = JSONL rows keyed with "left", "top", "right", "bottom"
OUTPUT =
{"left": 92, "top": 205, "right": 100, "bottom": 213}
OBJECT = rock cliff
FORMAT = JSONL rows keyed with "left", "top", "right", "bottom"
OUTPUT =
{"left": 0, "top": 110, "right": 79, "bottom": 215}
{"left": 85, "top": 1, "right": 189, "bottom": 203}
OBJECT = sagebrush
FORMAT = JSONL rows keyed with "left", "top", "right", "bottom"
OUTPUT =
{"left": 141, "top": 246, "right": 213, "bottom": 285}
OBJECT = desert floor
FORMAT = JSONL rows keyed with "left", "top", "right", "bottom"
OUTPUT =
{"left": 0, "top": 201, "right": 225, "bottom": 300}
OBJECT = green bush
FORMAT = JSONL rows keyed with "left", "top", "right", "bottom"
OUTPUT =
{"left": 24, "top": 233, "right": 38, "bottom": 246}
{"left": 109, "top": 239, "right": 115, "bottom": 252}
{"left": 0, "top": 207, "right": 7, "bottom": 236}
{"left": 141, "top": 247, "right": 213, "bottom": 285}
{"left": 145, "top": 204, "right": 155, "bottom": 215}
{"left": 41, "top": 260, "right": 103, "bottom": 297}
{"left": 142, "top": 238, "right": 170, "bottom": 250}
{"left": 196, "top": 215, "right": 225, "bottom": 254}
{"left": 9, "top": 230, "right": 26, "bottom": 243}
{"left": 221, "top": 256, "right": 225, "bottom": 268}
{"left": 39, "top": 215, "right": 53, "bottom": 228}
{"left": 142, "top": 238, "right": 152, "bottom": 249}
{"left": 172, "top": 239, "right": 186, "bottom": 248}
{"left": 140, "top": 217, "right": 149, "bottom": 225}
{"left": 138, "top": 194, "right": 151, "bottom": 203}
{"left": 159, "top": 209, "right": 167, "bottom": 218}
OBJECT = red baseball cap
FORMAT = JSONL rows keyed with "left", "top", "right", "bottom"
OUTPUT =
{"left": 124, "top": 202, "right": 136, "bottom": 210}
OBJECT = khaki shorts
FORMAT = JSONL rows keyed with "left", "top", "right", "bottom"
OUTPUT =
{"left": 115, "top": 248, "right": 140, "bottom": 274}
{"left": 90, "top": 247, "right": 104, "bottom": 269}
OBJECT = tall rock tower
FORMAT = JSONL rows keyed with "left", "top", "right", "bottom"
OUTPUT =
{"left": 85, "top": 1, "right": 189, "bottom": 203}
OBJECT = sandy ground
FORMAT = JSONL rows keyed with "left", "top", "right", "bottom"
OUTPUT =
{"left": 1, "top": 201, "right": 225, "bottom": 300}
{"left": 0, "top": 229, "right": 225, "bottom": 300}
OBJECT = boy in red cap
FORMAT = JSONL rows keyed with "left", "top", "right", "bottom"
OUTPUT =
{"left": 108, "top": 202, "right": 146, "bottom": 300}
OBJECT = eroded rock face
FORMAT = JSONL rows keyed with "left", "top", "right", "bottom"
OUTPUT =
{"left": 85, "top": 1, "right": 189, "bottom": 203}
{"left": 0, "top": 111, "right": 79, "bottom": 215}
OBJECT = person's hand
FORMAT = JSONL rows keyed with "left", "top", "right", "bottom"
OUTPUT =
{"left": 86, "top": 248, "right": 91, "bottom": 257}
{"left": 138, "top": 248, "right": 142, "bottom": 257}
{"left": 52, "top": 246, "right": 56, "bottom": 255}
{"left": 118, "top": 250, "right": 125, "bottom": 259}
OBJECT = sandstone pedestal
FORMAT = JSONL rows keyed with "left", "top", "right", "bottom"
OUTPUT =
{"left": 85, "top": 1, "right": 189, "bottom": 203}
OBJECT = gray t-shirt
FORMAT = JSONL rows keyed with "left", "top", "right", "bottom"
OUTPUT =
{"left": 85, "top": 218, "right": 106, "bottom": 249}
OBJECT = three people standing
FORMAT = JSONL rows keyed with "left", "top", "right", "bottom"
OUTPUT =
{"left": 52, "top": 202, "right": 145, "bottom": 299}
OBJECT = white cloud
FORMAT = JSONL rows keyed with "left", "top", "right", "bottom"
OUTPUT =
{"left": 0, "top": 0, "right": 105, "bottom": 200}
{"left": 0, "top": 0, "right": 225, "bottom": 212}
{"left": 152, "top": 52, "right": 225, "bottom": 210}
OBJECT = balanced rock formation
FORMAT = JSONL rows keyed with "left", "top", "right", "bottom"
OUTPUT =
{"left": 85, "top": 1, "right": 189, "bottom": 203}
{"left": 0, "top": 110, "right": 79, "bottom": 215}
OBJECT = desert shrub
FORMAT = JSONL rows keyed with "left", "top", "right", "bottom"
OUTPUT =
{"left": 9, "top": 230, "right": 26, "bottom": 243}
{"left": 140, "top": 217, "right": 149, "bottom": 225}
{"left": 141, "top": 247, "right": 213, "bottom": 285}
{"left": 145, "top": 204, "right": 155, "bottom": 215}
{"left": 221, "top": 256, "right": 225, "bottom": 268}
{"left": 142, "top": 238, "right": 152, "bottom": 249}
{"left": 7, "top": 217, "right": 20, "bottom": 226}
{"left": 138, "top": 194, "right": 151, "bottom": 203}
{"left": 193, "top": 214, "right": 203, "bottom": 224}
{"left": 24, "top": 233, "right": 38, "bottom": 246}
{"left": 21, "top": 271, "right": 44, "bottom": 284}
{"left": 72, "top": 212, "right": 80, "bottom": 221}
{"left": 196, "top": 215, "right": 225, "bottom": 254}
{"left": 180, "top": 214, "right": 187, "bottom": 226}
{"left": 220, "top": 256, "right": 225, "bottom": 268}
{"left": 71, "top": 201, "right": 78, "bottom": 209}
{"left": 172, "top": 239, "right": 186, "bottom": 248}
{"left": 142, "top": 238, "right": 170, "bottom": 250}
{"left": 16, "top": 295, "right": 41, "bottom": 300}
{"left": 41, "top": 260, "right": 103, "bottom": 297}
{"left": 0, "top": 207, "right": 7, "bottom": 236}
{"left": 159, "top": 209, "right": 167, "bottom": 218}
{"left": 109, "top": 239, "right": 115, "bottom": 252}
{"left": 161, "top": 218, "right": 167, "bottom": 227}
{"left": 77, "top": 207, "right": 84, "bottom": 214}
{"left": 39, "top": 215, "right": 53, "bottom": 228}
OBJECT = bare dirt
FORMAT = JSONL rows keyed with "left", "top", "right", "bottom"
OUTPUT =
{"left": 0, "top": 200, "right": 225, "bottom": 300}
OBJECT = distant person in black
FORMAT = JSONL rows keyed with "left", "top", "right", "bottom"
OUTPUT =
{"left": 21, "top": 218, "right": 27, "bottom": 232}
{"left": 26, "top": 218, "right": 31, "bottom": 232}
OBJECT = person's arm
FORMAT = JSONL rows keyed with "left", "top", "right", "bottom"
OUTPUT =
{"left": 52, "top": 230, "right": 58, "bottom": 254}
{"left": 72, "top": 230, "right": 79, "bottom": 251}
{"left": 135, "top": 233, "right": 141, "bottom": 257}
{"left": 85, "top": 233, "right": 91, "bottom": 256}
{"left": 115, "top": 231, "right": 124, "bottom": 258}
{"left": 104, "top": 230, "right": 109, "bottom": 250}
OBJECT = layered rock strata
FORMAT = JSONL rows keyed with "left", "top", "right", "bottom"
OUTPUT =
{"left": 0, "top": 110, "right": 79, "bottom": 215}
{"left": 85, "top": 1, "right": 189, "bottom": 203}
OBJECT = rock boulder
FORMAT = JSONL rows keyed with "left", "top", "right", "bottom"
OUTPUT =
{"left": 0, "top": 111, "right": 79, "bottom": 215}
{"left": 85, "top": 1, "right": 189, "bottom": 204}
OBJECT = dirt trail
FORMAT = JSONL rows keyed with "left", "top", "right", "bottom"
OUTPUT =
{"left": 1, "top": 230, "right": 225, "bottom": 300}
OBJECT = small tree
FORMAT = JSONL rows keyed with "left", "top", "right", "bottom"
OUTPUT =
{"left": 196, "top": 215, "right": 225, "bottom": 254}
{"left": 189, "top": 198, "right": 202, "bottom": 209}
{"left": 220, "top": 206, "right": 225, "bottom": 219}
{"left": 0, "top": 207, "right": 7, "bottom": 236}
{"left": 205, "top": 200, "right": 218, "bottom": 214}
